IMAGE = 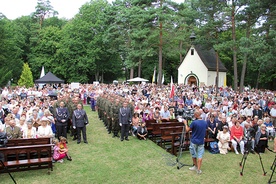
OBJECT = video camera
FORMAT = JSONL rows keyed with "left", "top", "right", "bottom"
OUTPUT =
{"left": 244, "top": 127, "right": 255, "bottom": 152}
{"left": 3, "top": 107, "right": 11, "bottom": 116}
{"left": 245, "top": 127, "right": 255, "bottom": 141}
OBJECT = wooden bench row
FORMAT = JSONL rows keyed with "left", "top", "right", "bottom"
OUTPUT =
{"left": 145, "top": 119, "right": 179, "bottom": 132}
{"left": 145, "top": 120, "right": 215, "bottom": 156}
{"left": 170, "top": 130, "right": 215, "bottom": 156}
{"left": 0, "top": 144, "right": 53, "bottom": 174}
{"left": 0, "top": 138, "right": 53, "bottom": 174}
{"left": 6, "top": 137, "right": 51, "bottom": 147}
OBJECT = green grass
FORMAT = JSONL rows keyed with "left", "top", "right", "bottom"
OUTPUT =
{"left": 1, "top": 106, "right": 275, "bottom": 184}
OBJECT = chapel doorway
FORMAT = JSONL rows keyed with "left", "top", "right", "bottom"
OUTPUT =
{"left": 187, "top": 76, "right": 197, "bottom": 86}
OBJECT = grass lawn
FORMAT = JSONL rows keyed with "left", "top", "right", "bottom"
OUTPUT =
{"left": 1, "top": 106, "right": 275, "bottom": 184}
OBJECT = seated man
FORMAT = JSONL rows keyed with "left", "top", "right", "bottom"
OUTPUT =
{"left": 160, "top": 106, "right": 170, "bottom": 121}
{"left": 264, "top": 117, "right": 274, "bottom": 140}
{"left": 6, "top": 119, "right": 22, "bottom": 139}
{"left": 137, "top": 122, "right": 148, "bottom": 140}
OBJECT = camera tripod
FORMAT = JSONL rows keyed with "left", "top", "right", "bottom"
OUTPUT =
{"left": 267, "top": 149, "right": 276, "bottom": 184}
{"left": 0, "top": 159, "right": 17, "bottom": 184}
{"left": 239, "top": 141, "right": 266, "bottom": 176}
{"left": 176, "top": 125, "right": 192, "bottom": 169}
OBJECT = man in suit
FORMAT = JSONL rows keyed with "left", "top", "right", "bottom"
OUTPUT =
{"left": 253, "top": 105, "right": 263, "bottom": 120}
{"left": 72, "top": 103, "right": 89, "bottom": 144}
{"left": 6, "top": 119, "right": 22, "bottom": 139}
{"left": 119, "top": 102, "right": 132, "bottom": 141}
{"left": 55, "top": 101, "right": 70, "bottom": 140}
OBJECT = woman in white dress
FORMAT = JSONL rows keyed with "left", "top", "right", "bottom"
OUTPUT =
{"left": 37, "top": 117, "right": 53, "bottom": 138}
{"left": 22, "top": 120, "right": 37, "bottom": 138}
{"left": 217, "top": 125, "right": 230, "bottom": 154}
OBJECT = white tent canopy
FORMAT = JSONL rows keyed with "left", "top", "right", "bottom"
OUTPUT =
{"left": 40, "top": 66, "right": 45, "bottom": 78}
{"left": 127, "top": 77, "right": 149, "bottom": 82}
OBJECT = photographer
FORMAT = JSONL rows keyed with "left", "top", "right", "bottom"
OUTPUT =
{"left": 183, "top": 110, "right": 207, "bottom": 175}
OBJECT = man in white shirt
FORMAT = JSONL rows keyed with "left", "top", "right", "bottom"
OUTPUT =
{"left": 243, "top": 104, "right": 253, "bottom": 118}
{"left": 193, "top": 97, "right": 202, "bottom": 107}
{"left": 160, "top": 106, "right": 170, "bottom": 120}
{"left": 270, "top": 104, "right": 276, "bottom": 127}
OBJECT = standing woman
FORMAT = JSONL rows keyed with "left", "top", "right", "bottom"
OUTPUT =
{"left": 72, "top": 103, "right": 89, "bottom": 144}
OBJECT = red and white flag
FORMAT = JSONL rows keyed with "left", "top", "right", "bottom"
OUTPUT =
{"left": 170, "top": 76, "right": 174, "bottom": 98}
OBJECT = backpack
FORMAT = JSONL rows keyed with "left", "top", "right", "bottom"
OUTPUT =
{"left": 209, "top": 141, "right": 219, "bottom": 154}
{"left": 0, "top": 132, "right": 8, "bottom": 147}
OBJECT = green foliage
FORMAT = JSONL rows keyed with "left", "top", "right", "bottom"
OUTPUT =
{"left": 18, "top": 63, "right": 34, "bottom": 88}
{"left": 0, "top": 0, "right": 275, "bottom": 88}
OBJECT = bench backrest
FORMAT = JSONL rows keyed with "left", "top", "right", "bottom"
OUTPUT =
{"left": 160, "top": 126, "right": 184, "bottom": 137}
{"left": 6, "top": 138, "right": 51, "bottom": 147}
{"left": 0, "top": 144, "right": 53, "bottom": 162}
{"left": 152, "top": 122, "right": 184, "bottom": 134}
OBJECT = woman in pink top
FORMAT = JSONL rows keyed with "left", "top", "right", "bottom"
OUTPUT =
{"left": 230, "top": 120, "right": 244, "bottom": 155}
{"left": 132, "top": 113, "right": 140, "bottom": 136}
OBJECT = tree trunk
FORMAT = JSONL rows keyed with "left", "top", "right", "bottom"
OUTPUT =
{"left": 101, "top": 70, "right": 104, "bottom": 83}
{"left": 157, "top": 0, "right": 163, "bottom": 87}
{"left": 255, "top": 68, "right": 261, "bottom": 89}
{"left": 179, "top": 40, "right": 183, "bottom": 64}
{"left": 216, "top": 51, "right": 219, "bottom": 95}
{"left": 231, "top": 1, "right": 238, "bottom": 91}
{"left": 239, "top": 15, "right": 251, "bottom": 93}
{"left": 130, "top": 68, "right": 134, "bottom": 79}
{"left": 95, "top": 71, "right": 99, "bottom": 81}
{"left": 138, "top": 57, "right": 142, "bottom": 77}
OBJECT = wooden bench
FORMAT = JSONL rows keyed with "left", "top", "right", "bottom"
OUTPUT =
{"left": 161, "top": 119, "right": 179, "bottom": 122}
{"left": 6, "top": 138, "right": 51, "bottom": 147}
{"left": 170, "top": 130, "right": 216, "bottom": 156}
{"left": 160, "top": 126, "right": 184, "bottom": 149}
{"left": 145, "top": 120, "right": 156, "bottom": 132}
{"left": 151, "top": 122, "right": 184, "bottom": 141}
{"left": 0, "top": 144, "right": 53, "bottom": 174}
{"left": 145, "top": 119, "right": 179, "bottom": 132}
{"left": 171, "top": 131, "right": 191, "bottom": 156}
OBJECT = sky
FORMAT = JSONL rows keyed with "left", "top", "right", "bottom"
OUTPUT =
{"left": 0, "top": 0, "right": 185, "bottom": 20}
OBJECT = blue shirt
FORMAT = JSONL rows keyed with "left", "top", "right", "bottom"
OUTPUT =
{"left": 190, "top": 119, "right": 207, "bottom": 145}
{"left": 161, "top": 110, "right": 170, "bottom": 119}
{"left": 264, "top": 122, "right": 273, "bottom": 127}
{"left": 186, "top": 99, "right": 193, "bottom": 106}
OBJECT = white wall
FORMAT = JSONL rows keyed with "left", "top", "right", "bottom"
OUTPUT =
{"left": 207, "top": 71, "right": 227, "bottom": 87}
{"left": 178, "top": 46, "right": 208, "bottom": 85}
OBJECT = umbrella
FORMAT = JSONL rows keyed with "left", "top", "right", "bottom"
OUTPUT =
{"left": 127, "top": 77, "right": 149, "bottom": 82}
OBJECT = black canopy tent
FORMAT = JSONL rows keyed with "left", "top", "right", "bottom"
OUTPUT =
{"left": 35, "top": 72, "right": 64, "bottom": 84}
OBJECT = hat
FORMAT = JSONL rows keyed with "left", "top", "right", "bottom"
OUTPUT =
{"left": 144, "top": 110, "right": 150, "bottom": 114}
{"left": 40, "top": 116, "right": 50, "bottom": 122}
{"left": 223, "top": 125, "right": 228, "bottom": 129}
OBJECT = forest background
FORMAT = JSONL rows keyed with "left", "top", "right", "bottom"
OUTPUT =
{"left": 0, "top": 0, "right": 275, "bottom": 91}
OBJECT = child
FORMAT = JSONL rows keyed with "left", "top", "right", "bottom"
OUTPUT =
{"left": 59, "top": 136, "right": 72, "bottom": 161}
{"left": 137, "top": 122, "right": 148, "bottom": 140}
{"left": 53, "top": 139, "right": 66, "bottom": 163}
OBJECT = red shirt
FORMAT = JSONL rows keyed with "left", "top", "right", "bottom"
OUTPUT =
{"left": 230, "top": 125, "right": 244, "bottom": 140}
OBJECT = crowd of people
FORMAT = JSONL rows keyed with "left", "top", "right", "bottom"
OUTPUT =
{"left": 0, "top": 83, "right": 275, "bottom": 168}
